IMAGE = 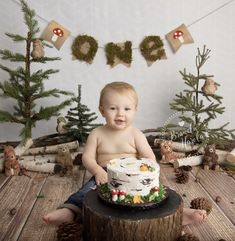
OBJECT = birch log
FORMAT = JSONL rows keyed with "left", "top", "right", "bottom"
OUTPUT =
{"left": 173, "top": 150, "right": 229, "bottom": 168}
{"left": 226, "top": 148, "right": 235, "bottom": 163}
{"left": 19, "top": 151, "right": 79, "bottom": 164}
{"left": 22, "top": 140, "right": 79, "bottom": 156}
{"left": 154, "top": 138, "right": 203, "bottom": 152}
{"left": 19, "top": 161, "right": 57, "bottom": 173}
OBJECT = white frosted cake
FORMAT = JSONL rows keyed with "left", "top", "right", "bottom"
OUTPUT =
{"left": 107, "top": 157, "right": 160, "bottom": 197}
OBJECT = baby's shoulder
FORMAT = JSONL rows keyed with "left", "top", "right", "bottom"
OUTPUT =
{"left": 89, "top": 125, "right": 106, "bottom": 136}
{"left": 131, "top": 126, "right": 144, "bottom": 136}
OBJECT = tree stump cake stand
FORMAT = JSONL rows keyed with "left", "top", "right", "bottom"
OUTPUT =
{"left": 83, "top": 188, "right": 183, "bottom": 241}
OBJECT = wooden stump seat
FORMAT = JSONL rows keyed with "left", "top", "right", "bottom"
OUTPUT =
{"left": 83, "top": 188, "right": 183, "bottom": 241}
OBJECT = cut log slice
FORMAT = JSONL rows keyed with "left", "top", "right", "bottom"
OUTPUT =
{"left": 83, "top": 188, "right": 183, "bottom": 241}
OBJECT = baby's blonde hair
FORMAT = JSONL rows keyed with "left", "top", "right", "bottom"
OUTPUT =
{"left": 99, "top": 81, "right": 138, "bottom": 107}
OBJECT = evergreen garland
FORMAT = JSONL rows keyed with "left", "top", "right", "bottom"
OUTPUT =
{"left": 65, "top": 85, "right": 100, "bottom": 144}
{"left": 166, "top": 45, "right": 234, "bottom": 147}
{"left": 0, "top": 0, "right": 73, "bottom": 142}
{"left": 105, "top": 41, "right": 132, "bottom": 66}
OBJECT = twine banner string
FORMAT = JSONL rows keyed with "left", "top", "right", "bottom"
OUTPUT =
{"left": 10, "top": 0, "right": 235, "bottom": 50}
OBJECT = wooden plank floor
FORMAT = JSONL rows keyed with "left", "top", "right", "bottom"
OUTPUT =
{"left": 0, "top": 165, "right": 234, "bottom": 241}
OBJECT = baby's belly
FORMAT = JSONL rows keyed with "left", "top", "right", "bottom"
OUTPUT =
{"left": 97, "top": 153, "right": 137, "bottom": 167}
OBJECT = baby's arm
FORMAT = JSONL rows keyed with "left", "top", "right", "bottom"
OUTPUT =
{"left": 134, "top": 128, "right": 156, "bottom": 161}
{"left": 82, "top": 129, "right": 107, "bottom": 185}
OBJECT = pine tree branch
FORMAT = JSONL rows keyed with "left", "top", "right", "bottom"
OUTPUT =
{"left": 5, "top": 33, "right": 26, "bottom": 42}
{"left": 31, "top": 69, "right": 59, "bottom": 81}
{"left": 0, "top": 50, "right": 25, "bottom": 62}
{"left": 0, "top": 110, "right": 24, "bottom": 124}
{"left": 32, "top": 99, "right": 72, "bottom": 121}
{"left": 31, "top": 57, "right": 61, "bottom": 63}
{"left": 20, "top": 0, "right": 39, "bottom": 36}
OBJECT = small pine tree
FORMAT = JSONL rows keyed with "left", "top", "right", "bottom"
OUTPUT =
{"left": 167, "top": 45, "right": 234, "bottom": 147}
{"left": 0, "top": 0, "right": 73, "bottom": 142}
{"left": 65, "top": 85, "right": 100, "bottom": 144}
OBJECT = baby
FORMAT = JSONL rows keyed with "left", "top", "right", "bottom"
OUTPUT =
{"left": 43, "top": 81, "right": 207, "bottom": 226}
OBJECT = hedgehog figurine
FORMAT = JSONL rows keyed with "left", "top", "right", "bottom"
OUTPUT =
{"left": 4, "top": 145, "right": 20, "bottom": 176}
{"left": 202, "top": 144, "right": 219, "bottom": 170}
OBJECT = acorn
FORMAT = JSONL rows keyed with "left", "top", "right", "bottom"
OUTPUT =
{"left": 215, "top": 196, "right": 222, "bottom": 203}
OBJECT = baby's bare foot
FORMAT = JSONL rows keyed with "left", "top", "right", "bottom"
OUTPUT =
{"left": 182, "top": 208, "right": 207, "bottom": 226}
{"left": 43, "top": 208, "right": 74, "bottom": 226}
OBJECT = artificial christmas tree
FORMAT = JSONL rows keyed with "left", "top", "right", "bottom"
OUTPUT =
{"left": 0, "top": 0, "right": 72, "bottom": 142}
{"left": 165, "top": 45, "right": 234, "bottom": 148}
{"left": 65, "top": 84, "right": 100, "bottom": 144}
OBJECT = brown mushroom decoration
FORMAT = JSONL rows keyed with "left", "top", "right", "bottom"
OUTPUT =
{"left": 173, "top": 30, "right": 184, "bottom": 43}
{"left": 52, "top": 27, "right": 64, "bottom": 42}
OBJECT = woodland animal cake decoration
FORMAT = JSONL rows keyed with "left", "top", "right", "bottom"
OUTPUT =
{"left": 159, "top": 140, "right": 185, "bottom": 164}
{"left": 55, "top": 145, "right": 73, "bottom": 175}
{"left": 4, "top": 145, "right": 20, "bottom": 176}
{"left": 202, "top": 144, "right": 219, "bottom": 170}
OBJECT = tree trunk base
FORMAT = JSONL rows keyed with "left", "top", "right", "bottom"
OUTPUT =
{"left": 83, "top": 188, "right": 183, "bottom": 241}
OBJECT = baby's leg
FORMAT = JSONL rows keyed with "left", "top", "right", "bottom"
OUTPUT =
{"left": 182, "top": 208, "right": 207, "bottom": 226}
{"left": 43, "top": 208, "right": 74, "bottom": 225}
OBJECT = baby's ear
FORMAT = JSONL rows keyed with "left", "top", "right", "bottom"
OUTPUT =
{"left": 99, "top": 106, "right": 105, "bottom": 116}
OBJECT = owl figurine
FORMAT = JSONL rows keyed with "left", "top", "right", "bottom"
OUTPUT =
{"left": 202, "top": 144, "right": 219, "bottom": 170}
{"left": 56, "top": 117, "right": 67, "bottom": 134}
{"left": 31, "top": 39, "right": 45, "bottom": 59}
{"left": 4, "top": 145, "right": 20, "bottom": 176}
{"left": 201, "top": 79, "right": 219, "bottom": 96}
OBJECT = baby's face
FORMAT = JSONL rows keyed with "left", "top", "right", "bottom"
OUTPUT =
{"left": 100, "top": 90, "right": 137, "bottom": 130}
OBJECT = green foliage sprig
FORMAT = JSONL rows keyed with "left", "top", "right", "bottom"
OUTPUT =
{"left": 65, "top": 85, "right": 100, "bottom": 144}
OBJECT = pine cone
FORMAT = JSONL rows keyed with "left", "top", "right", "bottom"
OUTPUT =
{"left": 57, "top": 222, "right": 83, "bottom": 241}
{"left": 179, "top": 165, "right": 192, "bottom": 172}
{"left": 175, "top": 171, "right": 189, "bottom": 184}
{"left": 190, "top": 197, "right": 212, "bottom": 214}
{"left": 177, "top": 233, "right": 200, "bottom": 241}
{"left": 73, "top": 153, "right": 83, "bottom": 165}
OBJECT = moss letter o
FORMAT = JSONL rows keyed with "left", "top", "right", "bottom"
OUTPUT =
{"left": 72, "top": 35, "right": 98, "bottom": 64}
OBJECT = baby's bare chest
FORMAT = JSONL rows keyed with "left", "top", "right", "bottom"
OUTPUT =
{"left": 97, "top": 135, "right": 136, "bottom": 154}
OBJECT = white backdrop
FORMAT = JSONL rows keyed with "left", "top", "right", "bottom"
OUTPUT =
{"left": 0, "top": 0, "right": 234, "bottom": 141}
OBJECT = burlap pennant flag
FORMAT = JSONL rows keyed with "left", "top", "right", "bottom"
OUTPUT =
{"left": 165, "top": 24, "right": 194, "bottom": 53}
{"left": 41, "top": 20, "right": 70, "bottom": 50}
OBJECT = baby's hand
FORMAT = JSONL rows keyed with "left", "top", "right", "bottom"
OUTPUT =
{"left": 94, "top": 167, "right": 108, "bottom": 185}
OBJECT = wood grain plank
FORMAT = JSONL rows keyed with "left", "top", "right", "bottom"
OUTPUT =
{"left": 18, "top": 169, "right": 85, "bottom": 241}
{"left": 0, "top": 173, "right": 10, "bottom": 190}
{"left": 0, "top": 172, "right": 48, "bottom": 241}
{"left": 160, "top": 165, "right": 235, "bottom": 241}
{"left": 191, "top": 167, "right": 235, "bottom": 225}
